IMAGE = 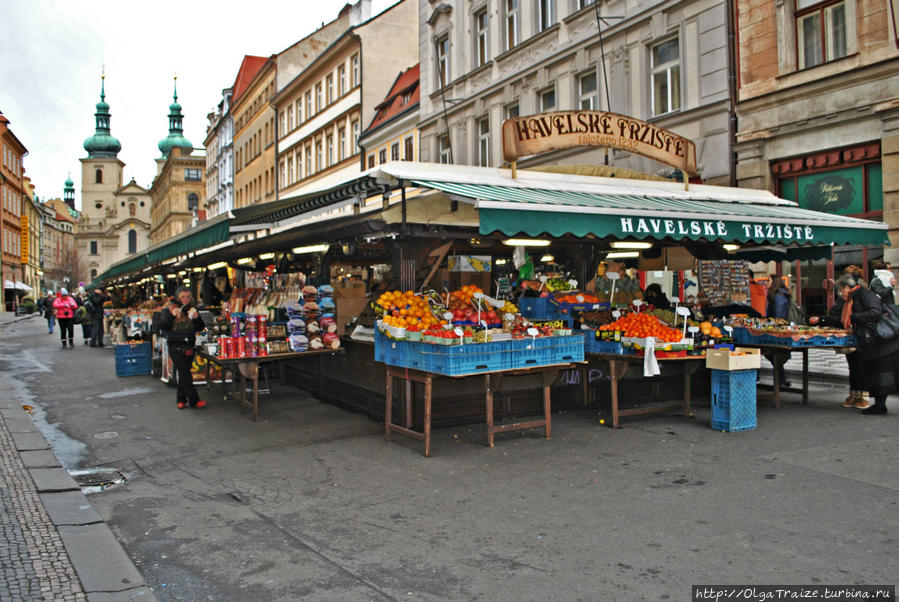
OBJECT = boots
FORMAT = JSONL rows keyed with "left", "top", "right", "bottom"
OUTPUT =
{"left": 61, "top": 340, "right": 67, "bottom": 349}
{"left": 68, "top": 338, "right": 74, "bottom": 349}
{"left": 861, "top": 395, "right": 887, "bottom": 415}
{"left": 853, "top": 391, "right": 871, "bottom": 409}
{"left": 842, "top": 391, "right": 857, "bottom": 407}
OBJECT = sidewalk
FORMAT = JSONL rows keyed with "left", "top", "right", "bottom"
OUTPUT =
{"left": 0, "top": 369, "right": 155, "bottom": 600}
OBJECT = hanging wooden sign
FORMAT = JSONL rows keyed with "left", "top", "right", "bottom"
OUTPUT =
{"left": 502, "top": 110, "right": 698, "bottom": 176}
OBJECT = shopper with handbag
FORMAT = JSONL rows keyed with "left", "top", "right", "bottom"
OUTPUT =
{"left": 834, "top": 273, "right": 899, "bottom": 415}
{"left": 810, "top": 290, "right": 869, "bottom": 408}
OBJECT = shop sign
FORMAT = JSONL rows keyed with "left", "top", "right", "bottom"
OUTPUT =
{"left": 618, "top": 217, "right": 817, "bottom": 242}
{"left": 502, "top": 110, "right": 697, "bottom": 175}
{"left": 20, "top": 214, "right": 28, "bottom": 264}
{"left": 797, "top": 167, "right": 863, "bottom": 215}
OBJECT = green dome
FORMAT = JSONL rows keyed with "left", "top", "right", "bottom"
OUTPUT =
{"left": 159, "top": 77, "right": 192, "bottom": 157}
{"left": 64, "top": 175, "right": 74, "bottom": 188}
{"left": 83, "top": 77, "right": 121, "bottom": 158}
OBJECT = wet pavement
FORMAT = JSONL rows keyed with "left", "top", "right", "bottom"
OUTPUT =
{"left": 0, "top": 313, "right": 897, "bottom": 600}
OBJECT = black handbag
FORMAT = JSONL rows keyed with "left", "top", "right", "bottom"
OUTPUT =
{"left": 875, "top": 305, "right": 899, "bottom": 341}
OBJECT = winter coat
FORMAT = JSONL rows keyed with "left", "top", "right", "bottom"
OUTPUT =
{"left": 766, "top": 286, "right": 791, "bottom": 319}
{"left": 53, "top": 295, "right": 78, "bottom": 320}
{"left": 847, "top": 286, "right": 899, "bottom": 360}
{"left": 87, "top": 291, "right": 109, "bottom": 319}
{"left": 870, "top": 270, "right": 895, "bottom": 305}
{"left": 155, "top": 303, "right": 206, "bottom": 348}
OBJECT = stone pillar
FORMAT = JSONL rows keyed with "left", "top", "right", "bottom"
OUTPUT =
{"left": 876, "top": 101, "right": 899, "bottom": 265}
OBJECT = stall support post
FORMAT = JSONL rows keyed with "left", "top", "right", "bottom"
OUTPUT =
{"left": 826, "top": 253, "right": 835, "bottom": 312}
{"left": 794, "top": 260, "right": 802, "bottom": 307}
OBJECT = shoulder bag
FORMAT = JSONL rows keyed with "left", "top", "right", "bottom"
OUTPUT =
{"left": 874, "top": 304, "right": 899, "bottom": 341}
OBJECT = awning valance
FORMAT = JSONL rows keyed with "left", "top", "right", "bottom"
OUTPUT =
{"left": 408, "top": 179, "right": 887, "bottom": 247}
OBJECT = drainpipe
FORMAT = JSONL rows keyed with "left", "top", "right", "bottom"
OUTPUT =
{"left": 725, "top": 0, "right": 738, "bottom": 187}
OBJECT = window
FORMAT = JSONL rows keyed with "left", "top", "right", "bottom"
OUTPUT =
{"left": 280, "top": 111, "right": 286, "bottom": 136}
{"left": 797, "top": 1, "right": 847, "bottom": 69}
{"left": 90, "top": 240, "right": 98, "bottom": 255}
{"left": 327, "top": 134, "right": 334, "bottom": 167}
{"left": 90, "top": 269, "right": 98, "bottom": 281}
{"left": 185, "top": 168, "right": 202, "bottom": 181}
{"left": 391, "top": 142, "right": 400, "bottom": 161}
{"left": 352, "top": 120, "right": 360, "bottom": 153}
{"left": 338, "top": 65, "right": 347, "bottom": 97}
{"left": 188, "top": 193, "right": 199, "bottom": 211}
{"left": 379, "top": 149, "right": 387, "bottom": 164}
{"left": 338, "top": 128, "right": 347, "bottom": 161}
{"left": 439, "top": 134, "right": 452, "bottom": 164}
{"left": 435, "top": 35, "right": 450, "bottom": 87}
{"left": 315, "top": 83, "right": 323, "bottom": 112}
{"left": 404, "top": 135, "right": 414, "bottom": 160}
{"left": 326, "top": 74, "right": 334, "bottom": 104}
{"left": 305, "top": 91, "right": 313, "bottom": 119}
{"left": 475, "top": 9, "right": 489, "bottom": 67}
{"left": 288, "top": 155, "right": 295, "bottom": 183}
{"left": 579, "top": 71, "right": 598, "bottom": 110}
{"left": 368, "top": 155, "right": 376, "bottom": 169}
{"left": 296, "top": 99, "right": 303, "bottom": 125}
{"left": 305, "top": 145, "right": 313, "bottom": 176}
{"left": 287, "top": 105, "right": 294, "bottom": 131}
{"left": 95, "top": 169, "right": 103, "bottom": 184}
{"left": 128, "top": 229, "right": 137, "bottom": 254}
{"left": 579, "top": 0, "right": 595, "bottom": 8}
{"left": 478, "top": 117, "right": 490, "bottom": 167}
{"left": 650, "top": 36, "right": 681, "bottom": 116}
{"left": 351, "top": 54, "right": 360, "bottom": 88}
{"left": 506, "top": 0, "right": 520, "bottom": 50}
{"left": 505, "top": 103, "right": 520, "bottom": 119}
{"left": 539, "top": 0, "right": 555, "bottom": 31}
{"left": 540, "top": 87, "right": 556, "bottom": 112}
{"left": 280, "top": 159, "right": 286, "bottom": 186}
{"left": 316, "top": 140, "right": 323, "bottom": 171}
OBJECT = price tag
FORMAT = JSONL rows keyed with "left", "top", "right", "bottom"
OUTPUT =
{"left": 568, "top": 279, "right": 578, "bottom": 289}
{"left": 575, "top": 294, "right": 585, "bottom": 303}
{"left": 612, "top": 310, "right": 621, "bottom": 319}
{"left": 443, "top": 311, "right": 454, "bottom": 321}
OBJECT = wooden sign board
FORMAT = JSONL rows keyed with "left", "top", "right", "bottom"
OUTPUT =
{"left": 502, "top": 110, "right": 697, "bottom": 176}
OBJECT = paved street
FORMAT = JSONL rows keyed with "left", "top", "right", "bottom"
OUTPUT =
{"left": 1, "top": 315, "right": 897, "bottom": 601}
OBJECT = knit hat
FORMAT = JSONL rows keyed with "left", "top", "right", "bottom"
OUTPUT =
{"left": 60, "top": 288, "right": 68, "bottom": 295}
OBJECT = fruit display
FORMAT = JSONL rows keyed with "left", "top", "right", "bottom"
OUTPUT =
{"left": 376, "top": 290, "right": 441, "bottom": 331}
{"left": 598, "top": 312, "right": 683, "bottom": 343}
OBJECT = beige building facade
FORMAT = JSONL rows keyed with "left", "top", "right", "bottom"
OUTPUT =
{"left": 417, "top": 0, "right": 734, "bottom": 184}
{"left": 274, "top": 0, "right": 419, "bottom": 198}
{"left": 149, "top": 147, "right": 206, "bottom": 245}
{"left": 233, "top": 57, "right": 277, "bottom": 208}
{"left": 359, "top": 64, "right": 420, "bottom": 169}
{"left": 21, "top": 177, "right": 42, "bottom": 296}
{"left": 735, "top": 0, "right": 899, "bottom": 267}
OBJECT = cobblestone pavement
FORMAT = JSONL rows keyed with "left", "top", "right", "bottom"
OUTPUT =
{"left": 0, "top": 413, "right": 86, "bottom": 601}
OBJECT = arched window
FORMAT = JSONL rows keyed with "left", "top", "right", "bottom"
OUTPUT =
{"left": 188, "top": 193, "right": 199, "bottom": 212}
{"left": 128, "top": 229, "right": 137, "bottom": 254}
{"left": 90, "top": 269, "right": 98, "bottom": 280}
{"left": 95, "top": 169, "right": 103, "bottom": 184}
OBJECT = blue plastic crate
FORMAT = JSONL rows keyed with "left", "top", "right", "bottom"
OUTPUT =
{"left": 423, "top": 340, "right": 510, "bottom": 375}
{"left": 509, "top": 335, "right": 584, "bottom": 369}
{"left": 711, "top": 369, "right": 757, "bottom": 432}
{"left": 115, "top": 343, "right": 152, "bottom": 377}
{"left": 583, "top": 332, "right": 633, "bottom": 355}
{"left": 519, "top": 297, "right": 572, "bottom": 325}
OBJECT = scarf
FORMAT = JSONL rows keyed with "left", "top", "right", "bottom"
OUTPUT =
{"left": 841, "top": 285, "right": 861, "bottom": 329}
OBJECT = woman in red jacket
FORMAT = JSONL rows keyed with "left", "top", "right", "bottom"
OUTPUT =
{"left": 52, "top": 289, "right": 78, "bottom": 349}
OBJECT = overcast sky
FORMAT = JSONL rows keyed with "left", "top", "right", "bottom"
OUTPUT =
{"left": 0, "top": 0, "right": 398, "bottom": 210}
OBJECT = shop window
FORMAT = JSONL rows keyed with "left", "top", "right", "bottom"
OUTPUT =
{"left": 796, "top": 1, "right": 847, "bottom": 69}
{"left": 776, "top": 155, "right": 883, "bottom": 219}
{"left": 651, "top": 36, "right": 681, "bottom": 116}
{"left": 539, "top": 0, "right": 555, "bottom": 31}
{"left": 506, "top": 0, "right": 520, "bottom": 50}
{"left": 540, "top": 87, "right": 556, "bottom": 112}
{"left": 128, "top": 229, "right": 137, "bottom": 254}
{"left": 475, "top": 8, "right": 489, "bottom": 67}
{"left": 435, "top": 35, "right": 450, "bottom": 87}
{"left": 478, "top": 117, "right": 490, "bottom": 167}
{"left": 579, "top": 71, "right": 598, "bottom": 110}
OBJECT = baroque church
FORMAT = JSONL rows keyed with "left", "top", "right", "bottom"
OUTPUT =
{"left": 77, "top": 76, "right": 152, "bottom": 283}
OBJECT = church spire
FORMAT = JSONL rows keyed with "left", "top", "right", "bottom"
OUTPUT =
{"left": 158, "top": 75, "right": 193, "bottom": 158}
{"left": 83, "top": 74, "right": 122, "bottom": 158}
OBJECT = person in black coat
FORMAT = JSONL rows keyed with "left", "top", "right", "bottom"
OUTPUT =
{"left": 810, "top": 292, "right": 868, "bottom": 408}
{"left": 88, "top": 288, "right": 110, "bottom": 347}
{"left": 643, "top": 283, "right": 671, "bottom": 310}
{"left": 834, "top": 273, "right": 899, "bottom": 415}
{"left": 156, "top": 286, "right": 207, "bottom": 410}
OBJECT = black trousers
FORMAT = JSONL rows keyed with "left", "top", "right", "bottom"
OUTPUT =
{"left": 846, "top": 350, "right": 865, "bottom": 391}
{"left": 81, "top": 322, "right": 92, "bottom": 341}
{"left": 58, "top": 318, "right": 74, "bottom": 344}
{"left": 90, "top": 317, "right": 104, "bottom": 346}
{"left": 170, "top": 346, "right": 200, "bottom": 406}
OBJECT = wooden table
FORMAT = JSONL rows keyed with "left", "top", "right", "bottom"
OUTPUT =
{"left": 198, "top": 349, "right": 341, "bottom": 421}
{"left": 384, "top": 363, "right": 572, "bottom": 457}
{"left": 581, "top": 353, "right": 706, "bottom": 428}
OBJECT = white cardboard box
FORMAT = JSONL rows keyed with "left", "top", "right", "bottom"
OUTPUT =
{"left": 705, "top": 347, "right": 761, "bottom": 371}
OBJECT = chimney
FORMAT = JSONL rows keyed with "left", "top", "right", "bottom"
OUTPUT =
{"left": 349, "top": 0, "right": 372, "bottom": 26}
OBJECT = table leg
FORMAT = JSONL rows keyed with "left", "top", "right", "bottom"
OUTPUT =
{"left": 251, "top": 367, "right": 259, "bottom": 422}
{"left": 802, "top": 348, "right": 809, "bottom": 405}
{"left": 683, "top": 361, "right": 701, "bottom": 418}
{"left": 385, "top": 370, "right": 393, "bottom": 442}
{"left": 773, "top": 359, "right": 781, "bottom": 409}
{"left": 485, "top": 373, "right": 495, "bottom": 448}
{"left": 543, "top": 370, "right": 552, "bottom": 440}
{"left": 239, "top": 368, "right": 247, "bottom": 414}
{"left": 404, "top": 380, "right": 413, "bottom": 429}
{"left": 580, "top": 364, "right": 590, "bottom": 407}
{"left": 423, "top": 374, "right": 432, "bottom": 458}
{"left": 609, "top": 359, "right": 627, "bottom": 428}
{"left": 205, "top": 360, "right": 210, "bottom": 390}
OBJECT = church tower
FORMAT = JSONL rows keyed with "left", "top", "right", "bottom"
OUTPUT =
{"left": 80, "top": 75, "right": 124, "bottom": 223}
{"left": 63, "top": 173, "right": 75, "bottom": 210}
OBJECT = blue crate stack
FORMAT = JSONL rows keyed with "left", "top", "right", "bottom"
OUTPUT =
{"left": 710, "top": 369, "right": 757, "bottom": 432}
{"left": 115, "top": 342, "right": 152, "bottom": 377}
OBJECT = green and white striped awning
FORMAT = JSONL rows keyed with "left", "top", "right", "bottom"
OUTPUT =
{"left": 409, "top": 179, "right": 888, "bottom": 247}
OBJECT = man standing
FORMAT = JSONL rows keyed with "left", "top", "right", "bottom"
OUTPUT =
{"left": 88, "top": 287, "right": 109, "bottom": 347}
{"left": 156, "top": 287, "right": 207, "bottom": 409}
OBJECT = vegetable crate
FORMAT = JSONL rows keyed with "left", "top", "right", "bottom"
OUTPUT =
{"left": 114, "top": 342, "right": 152, "bottom": 377}
{"left": 518, "top": 297, "right": 572, "bottom": 325}
{"left": 374, "top": 330, "right": 429, "bottom": 371}
{"left": 424, "top": 341, "right": 511, "bottom": 375}
{"left": 509, "top": 334, "right": 585, "bottom": 369}
{"left": 582, "top": 331, "right": 633, "bottom": 355}
{"left": 710, "top": 369, "right": 757, "bottom": 432}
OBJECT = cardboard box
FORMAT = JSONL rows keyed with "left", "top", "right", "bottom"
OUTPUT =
{"left": 705, "top": 347, "right": 761, "bottom": 371}
{"left": 336, "top": 296, "right": 369, "bottom": 335}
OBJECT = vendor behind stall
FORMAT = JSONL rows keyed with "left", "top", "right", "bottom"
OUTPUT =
{"left": 156, "top": 286, "right": 207, "bottom": 410}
